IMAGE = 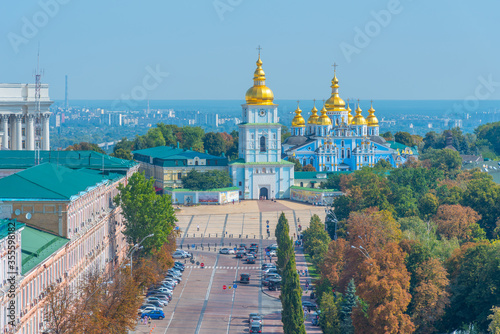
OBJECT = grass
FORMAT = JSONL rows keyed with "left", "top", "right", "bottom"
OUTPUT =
{"left": 303, "top": 253, "right": 320, "bottom": 280}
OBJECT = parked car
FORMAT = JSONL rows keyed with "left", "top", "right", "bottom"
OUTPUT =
{"left": 176, "top": 249, "right": 191, "bottom": 257}
{"left": 249, "top": 246, "right": 258, "bottom": 254}
{"left": 236, "top": 250, "right": 246, "bottom": 258}
{"left": 268, "top": 278, "right": 281, "bottom": 291}
{"left": 262, "top": 274, "right": 281, "bottom": 286}
{"left": 240, "top": 273, "right": 250, "bottom": 284}
{"left": 147, "top": 297, "right": 167, "bottom": 306}
{"left": 250, "top": 243, "right": 258, "bottom": 248}
{"left": 302, "top": 301, "right": 318, "bottom": 311}
{"left": 219, "top": 247, "right": 235, "bottom": 254}
{"left": 141, "top": 309, "right": 165, "bottom": 320}
{"left": 268, "top": 250, "right": 277, "bottom": 257}
{"left": 172, "top": 250, "right": 187, "bottom": 259}
{"left": 174, "top": 261, "right": 185, "bottom": 268}
{"left": 246, "top": 255, "right": 256, "bottom": 264}
{"left": 262, "top": 263, "right": 276, "bottom": 270}
{"left": 145, "top": 300, "right": 162, "bottom": 308}
{"left": 265, "top": 244, "right": 278, "bottom": 252}
{"left": 138, "top": 305, "right": 161, "bottom": 314}
{"left": 264, "top": 268, "right": 278, "bottom": 275}
{"left": 239, "top": 243, "right": 247, "bottom": 249}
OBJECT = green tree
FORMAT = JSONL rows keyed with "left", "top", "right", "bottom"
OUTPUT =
{"left": 113, "top": 137, "right": 134, "bottom": 154}
{"left": 114, "top": 172, "right": 177, "bottom": 254}
{"left": 381, "top": 131, "right": 394, "bottom": 141}
{"left": 276, "top": 213, "right": 306, "bottom": 334}
{"left": 321, "top": 173, "right": 342, "bottom": 190}
{"left": 287, "top": 156, "right": 303, "bottom": 171}
{"left": 65, "top": 142, "right": 105, "bottom": 154}
{"left": 113, "top": 148, "right": 133, "bottom": 160}
{"left": 282, "top": 125, "right": 291, "bottom": 142}
{"left": 181, "top": 170, "right": 232, "bottom": 190}
{"left": 203, "top": 132, "right": 226, "bottom": 156}
{"left": 340, "top": 279, "right": 357, "bottom": 334}
{"left": 421, "top": 148, "right": 462, "bottom": 178}
{"left": 144, "top": 127, "right": 166, "bottom": 148}
{"left": 373, "top": 158, "right": 392, "bottom": 170}
{"left": 319, "top": 292, "right": 342, "bottom": 334}
{"left": 395, "top": 131, "right": 415, "bottom": 147}
{"left": 180, "top": 126, "right": 205, "bottom": 152}
{"left": 488, "top": 306, "right": 500, "bottom": 334}
{"left": 418, "top": 192, "right": 439, "bottom": 219}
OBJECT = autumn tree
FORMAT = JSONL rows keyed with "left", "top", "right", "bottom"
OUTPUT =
{"left": 352, "top": 242, "right": 415, "bottom": 334}
{"left": 65, "top": 141, "right": 106, "bottom": 153}
{"left": 303, "top": 164, "right": 316, "bottom": 172}
{"left": 433, "top": 204, "right": 483, "bottom": 242}
{"left": 43, "top": 284, "right": 80, "bottom": 334}
{"left": 320, "top": 238, "right": 347, "bottom": 287}
{"left": 488, "top": 306, "right": 500, "bottom": 334}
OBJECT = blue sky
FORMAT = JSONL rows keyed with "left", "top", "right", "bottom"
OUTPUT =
{"left": 1, "top": 0, "right": 500, "bottom": 101}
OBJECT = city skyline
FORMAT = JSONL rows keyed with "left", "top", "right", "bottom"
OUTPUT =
{"left": 2, "top": 1, "right": 500, "bottom": 101}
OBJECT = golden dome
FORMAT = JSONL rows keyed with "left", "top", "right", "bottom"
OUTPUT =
{"left": 352, "top": 103, "right": 367, "bottom": 125}
{"left": 245, "top": 55, "right": 275, "bottom": 105}
{"left": 366, "top": 102, "right": 379, "bottom": 127}
{"left": 325, "top": 73, "right": 346, "bottom": 111}
{"left": 307, "top": 101, "right": 319, "bottom": 124}
{"left": 346, "top": 100, "right": 354, "bottom": 124}
{"left": 317, "top": 104, "right": 332, "bottom": 126}
{"left": 292, "top": 102, "right": 306, "bottom": 127}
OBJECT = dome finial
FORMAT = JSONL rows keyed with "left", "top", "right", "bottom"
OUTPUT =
{"left": 245, "top": 47, "right": 274, "bottom": 105}
{"left": 292, "top": 100, "right": 305, "bottom": 127}
{"left": 367, "top": 99, "right": 378, "bottom": 127}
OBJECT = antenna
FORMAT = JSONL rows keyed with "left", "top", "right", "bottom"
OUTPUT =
{"left": 34, "top": 44, "right": 44, "bottom": 155}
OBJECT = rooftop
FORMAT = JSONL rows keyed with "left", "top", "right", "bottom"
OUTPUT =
{"left": 294, "top": 171, "right": 352, "bottom": 179}
{"left": 132, "top": 146, "right": 228, "bottom": 167}
{"left": 229, "top": 159, "right": 294, "bottom": 166}
{"left": 0, "top": 150, "right": 137, "bottom": 171}
{"left": 291, "top": 186, "right": 341, "bottom": 192}
{"left": 0, "top": 218, "right": 25, "bottom": 240}
{"left": 21, "top": 225, "right": 69, "bottom": 275}
{"left": 0, "top": 163, "right": 115, "bottom": 201}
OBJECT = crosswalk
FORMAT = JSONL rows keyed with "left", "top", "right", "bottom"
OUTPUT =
{"left": 184, "top": 265, "right": 259, "bottom": 270}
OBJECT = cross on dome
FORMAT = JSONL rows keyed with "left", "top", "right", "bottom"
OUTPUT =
{"left": 256, "top": 45, "right": 262, "bottom": 56}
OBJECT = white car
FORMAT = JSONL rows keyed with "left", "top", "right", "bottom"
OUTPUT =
{"left": 269, "top": 250, "right": 277, "bottom": 257}
{"left": 138, "top": 305, "right": 161, "bottom": 315}
{"left": 176, "top": 249, "right": 191, "bottom": 257}
{"left": 219, "top": 248, "right": 235, "bottom": 254}
{"left": 172, "top": 250, "right": 186, "bottom": 259}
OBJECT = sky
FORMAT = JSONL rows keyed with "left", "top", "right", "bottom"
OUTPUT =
{"left": 1, "top": 0, "right": 500, "bottom": 102}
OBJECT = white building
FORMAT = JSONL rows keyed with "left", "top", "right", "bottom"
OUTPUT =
{"left": 0, "top": 84, "right": 53, "bottom": 151}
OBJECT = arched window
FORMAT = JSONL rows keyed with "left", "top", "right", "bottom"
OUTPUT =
{"left": 341, "top": 149, "right": 345, "bottom": 159}
{"left": 310, "top": 158, "right": 314, "bottom": 165}
{"left": 260, "top": 136, "right": 266, "bottom": 152}
{"left": 347, "top": 149, "right": 350, "bottom": 158}
{"left": 300, "top": 182, "right": 303, "bottom": 187}
{"left": 341, "top": 140, "right": 344, "bottom": 147}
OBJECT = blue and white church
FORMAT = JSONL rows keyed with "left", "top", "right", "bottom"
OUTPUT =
{"left": 282, "top": 67, "right": 409, "bottom": 172}
{"left": 229, "top": 54, "right": 294, "bottom": 200}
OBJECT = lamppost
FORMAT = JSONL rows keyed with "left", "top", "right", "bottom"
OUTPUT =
{"left": 351, "top": 245, "right": 371, "bottom": 259}
{"left": 325, "top": 205, "right": 338, "bottom": 241}
{"left": 128, "top": 233, "right": 154, "bottom": 277}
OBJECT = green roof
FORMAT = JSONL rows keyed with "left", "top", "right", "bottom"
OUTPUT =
{"left": 0, "top": 163, "right": 113, "bottom": 201}
{"left": 238, "top": 123, "right": 283, "bottom": 127}
{"left": 386, "top": 141, "right": 419, "bottom": 155}
{"left": 21, "top": 225, "right": 69, "bottom": 275}
{"left": 291, "top": 186, "right": 341, "bottom": 192}
{"left": 165, "top": 186, "right": 239, "bottom": 192}
{"left": 294, "top": 171, "right": 353, "bottom": 179}
{"left": 0, "top": 150, "right": 137, "bottom": 171}
{"left": 132, "top": 146, "right": 228, "bottom": 167}
{"left": 229, "top": 159, "right": 294, "bottom": 166}
{"left": 0, "top": 219, "right": 25, "bottom": 240}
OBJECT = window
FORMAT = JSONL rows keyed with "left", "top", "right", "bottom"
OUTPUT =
{"left": 239, "top": 191, "right": 242, "bottom": 196}
{"left": 195, "top": 160, "right": 198, "bottom": 166}
{"left": 251, "top": 134, "right": 254, "bottom": 140}
{"left": 310, "top": 158, "right": 314, "bottom": 165}
{"left": 263, "top": 168, "right": 266, "bottom": 173}
{"left": 364, "top": 156, "right": 368, "bottom": 162}
{"left": 300, "top": 182, "right": 304, "bottom": 187}
{"left": 273, "top": 133, "right": 276, "bottom": 139}
{"left": 260, "top": 136, "right": 266, "bottom": 152}
{"left": 341, "top": 150, "right": 345, "bottom": 159}
{"left": 341, "top": 140, "right": 344, "bottom": 147}
{"left": 239, "top": 181, "right": 242, "bottom": 186}
{"left": 177, "top": 173, "right": 182, "bottom": 180}
{"left": 347, "top": 149, "right": 350, "bottom": 158}
{"left": 327, "top": 157, "right": 330, "bottom": 162}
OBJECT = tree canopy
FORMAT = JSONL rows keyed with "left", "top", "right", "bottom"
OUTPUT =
{"left": 181, "top": 169, "right": 232, "bottom": 190}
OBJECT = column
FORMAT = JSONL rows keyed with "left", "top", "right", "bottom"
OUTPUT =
{"left": 0, "top": 114, "right": 9, "bottom": 149}
{"left": 42, "top": 113, "right": 50, "bottom": 150}
{"left": 26, "top": 115, "right": 35, "bottom": 150}
{"left": 15, "top": 114, "right": 22, "bottom": 150}
{"left": 10, "top": 115, "right": 16, "bottom": 150}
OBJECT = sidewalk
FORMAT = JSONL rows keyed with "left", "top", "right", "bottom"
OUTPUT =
{"left": 294, "top": 243, "right": 322, "bottom": 334}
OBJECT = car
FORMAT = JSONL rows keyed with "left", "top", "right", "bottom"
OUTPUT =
{"left": 145, "top": 300, "right": 162, "bottom": 308}
{"left": 248, "top": 313, "right": 260, "bottom": 322}
{"left": 165, "top": 274, "right": 181, "bottom": 282}
{"left": 153, "top": 295, "right": 170, "bottom": 305}
{"left": 246, "top": 256, "right": 256, "bottom": 264}
{"left": 147, "top": 297, "right": 167, "bottom": 306}
{"left": 249, "top": 323, "right": 262, "bottom": 333}
{"left": 262, "top": 263, "right": 276, "bottom": 270}
{"left": 172, "top": 250, "right": 187, "bottom": 259}
{"left": 268, "top": 250, "right": 277, "bottom": 257}
{"left": 249, "top": 246, "right": 258, "bottom": 253}
{"left": 139, "top": 304, "right": 161, "bottom": 314}
{"left": 239, "top": 243, "right": 247, "bottom": 249}
{"left": 240, "top": 273, "right": 250, "bottom": 284}
{"left": 146, "top": 289, "right": 171, "bottom": 297}
{"left": 237, "top": 246, "right": 246, "bottom": 253}
{"left": 264, "top": 268, "right": 278, "bottom": 275}
{"left": 250, "top": 243, "right": 258, "bottom": 248}
{"left": 262, "top": 274, "right": 280, "bottom": 286}
{"left": 173, "top": 264, "right": 185, "bottom": 272}
{"left": 236, "top": 250, "right": 246, "bottom": 258}
{"left": 148, "top": 292, "right": 172, "bottom": 301}
{"left": 268, "top": 278, "right": 281, "bottom": 291}
{"left": 176, "top": 249, "right": 191, "bottom": 257}
{"left": 302, "top": 301, "right": 318, "bottom": 310}
{"left": 249, "top": 314, "right": 263, "bottom": 325}
{"left": 219, "top": 247, "right": 235, "bottom": 254}
{"left": 265, "top": 244, "right": 278, "bottom": 252}
{"left": 141, "top": 309, "right": 165, "bottom": 320}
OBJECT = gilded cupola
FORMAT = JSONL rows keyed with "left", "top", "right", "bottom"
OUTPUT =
{"left": 307, "top": 100, "right": 319, "bottom": 125}
{"left": 366, "top": 101, "right": 379, "bottom": 127}
{"left": 325, "top": 65, "right": 346, "bottom": 111}
{"left": 292, "top": 101, "right": 306, "bottom": 127}
{"left": 317, "top": 102, "right": 332, "bottom": 126}
{"left": 245, "top": 54, "right": 275, "bottom": 105}
{"left": 352, "top": 102, "right": 367, "bottom": 125}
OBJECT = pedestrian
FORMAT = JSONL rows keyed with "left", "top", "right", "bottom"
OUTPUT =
{"left": 305, "top": 268, "right": 308, "bottom": 276}
{"left": 233, "top": 199, "right": 235, "bottom": 205}
{"left": 148, "top": 316, "right": 152, "bottom": 327}
{"left": 197, "top": 224, "right": 200, "bottom": 231}
{"left": 306, "top": 282, "right": 309, "bottom": 290}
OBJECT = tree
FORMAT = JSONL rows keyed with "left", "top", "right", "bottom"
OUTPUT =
{"left": 381, "top": 131, "right": 394, "bottom": 141}
{"left": 442, "top": 242, "right": 500, "bottom": 332}
{"left": 65, "top": 141, "right": 106, "bottom": 153}
{"left": 43, "top": 284, "right": 80, "bottom": 334}
{"left": 374, "top": 158, "right": 392, "bottom": 170}
{"left": 340, "top": 279, "right": 358, "bottom": 334}
{"left": 320, "top": 238, "right": 347, "bottom": 287}
{"left": 287, "top": 156, "right": 302, "bottom": 172}
{"left": 113, "top": 148, "right": 133, "bottom": 160}
{"left": 303, "top": 164, "right": 316, "bottom": 172}
{"left": 203, "top": 132, "right": 226, "bottom": 156}
{"left": 276, "top": 213, "right": 306, "bottom": 334}
{"left": 180, "top": 126, "right": 204, "bottom": 152}
{"left": 488, "top": 306, "right": 500, "bottom": 334}
{"left": 433, "top": 204, "right": 483, "bottom": 242}
{"left": 282, "top": 125, "right": 291, "bottom": 142}
{"left": 418, "top": 192, "right": 439, "bottom": 219}
{"left": 421, "top": 148, "right": 462, "bottom": 178}
{"left": 352, "top": 242, "right": 415, "bottom": 334}
{"left": 114, "top": 172, "right": 177, "bottom": 254}
{"left": 302, "top": 215, "right": 330, "bottom": 267}
{"left": 321, "top": 173, "right": 342, "bottom": 190}
{"left": 395, "top": 131, "right": 415, "bottom": 147}
{"left": 113, "top": 137, "right": 134, "bottom": 154}
{"left": 319, "top": 292, "right": 342, "bottom": 334}
{"left": 181, "top": 170, "right": 232, "bottom": 190}
{"left": 157, "top": 123, "right": 179, "bottom": 146}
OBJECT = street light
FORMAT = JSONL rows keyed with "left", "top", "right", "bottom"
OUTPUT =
{"left": 128, "top": 233, "right": 154, "bottom": 277}
{"left": 351, "top": 245, "right": 371, "bottom": 259}
{"left": 325, "top": 206, "right": 338, "bottom": 240}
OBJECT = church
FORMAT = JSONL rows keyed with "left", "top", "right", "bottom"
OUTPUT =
{"left": 230, "top": 53, "right": 414, "bottom": 200}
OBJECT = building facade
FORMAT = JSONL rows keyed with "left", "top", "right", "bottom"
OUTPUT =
{"left": 0, "top": 84, "right": 53, "bottom": 151}
{"left": 229, "top": 55, "right": 294, "bottom": 200}
{"left": 283, "top": 70, "right": 417, "bottom": 171}
{"left": 0, "top": 162, "right": 138, "bottom": 333}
